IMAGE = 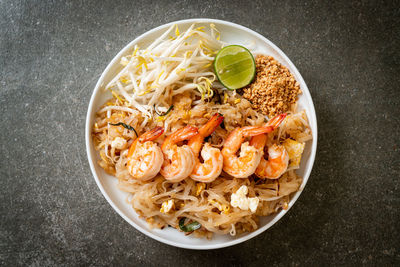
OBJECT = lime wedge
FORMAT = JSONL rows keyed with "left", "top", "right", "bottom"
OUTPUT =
{"left": 214, "top": 45, "right": 256, "bottom": 90}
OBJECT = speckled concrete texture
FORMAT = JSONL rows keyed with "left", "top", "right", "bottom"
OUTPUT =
{"left": 1, "top": 0, "right": 399, "bottom": 265}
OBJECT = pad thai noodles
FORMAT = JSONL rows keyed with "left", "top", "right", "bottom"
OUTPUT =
{"left": 92, "top": 23, "right": 312, "bottom": 238}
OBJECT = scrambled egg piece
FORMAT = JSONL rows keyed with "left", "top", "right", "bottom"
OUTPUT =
{"left": 230, "top": 185, "right": 259, "bottom": 213}
{"left": 282, "top": 138, "right": 305, "bottom": 167}
{"left": 209, "top": 199, "right": 230, "bottom": 214}
{"left": 160, "top": 200, "right": 174, "bottom": 213}
{"left": 195, "top": 182, "right": 206, "bottom": 196}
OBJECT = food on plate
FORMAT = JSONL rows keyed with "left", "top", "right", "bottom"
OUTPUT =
{"left": 250, "top": 114, "right": 290, "bottom": 179}
{"left": 242, "top": 55, "right": 301, "bottom": 117}
{"left": 188, "top": 113, "right": 224, "bottom": 183}
{"left": 214, "top": 45, "right": 256, "bottom": 90}
{"left": 282, "top": 138, "right": 305, "bottom": 168}
{"left": 126, "top": 127, "right": 164, "bottom": 181}
{"left": 92, "top": 23, "right": 312, "bottom": 239}
{"left": 221, "top": 114, "right": 284, "bottom": 179}
{"left": 160, "top": 126, "right": 198, "bottom": 182}
{"left": 230, "top": 185, "right": 259, "bottom": 213}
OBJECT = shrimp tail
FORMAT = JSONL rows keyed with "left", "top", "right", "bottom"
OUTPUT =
{"left": 241, "top": 126, "right": 275, "bottom": 137}
{"left": 172, "top": 126, "right": 198, "bottom": 142}
{"left": 248, "top": 113, "right": 287, "bottom": 150}
{"left": 188, "top": 113, "right": 224, "bottom": 154}
{"left": 199, "top": 113, "right": 224, "bottom": 136}
{"left": 138, "top": 126, "right": 164, "bottom": 142}
{"left": 162, "top": 126, "right": 198, "bottom": 150}
{"left": 240, "top": 113, "right": 286, "bottom": 138}
{"left": 249, "top": 134, "right": 268, "bottom": 150}
{"left": 128, "top": 127, "right": 164, "bottom": 157}
{"left": 267, "top": 113, "right": 287, "bottom": 128}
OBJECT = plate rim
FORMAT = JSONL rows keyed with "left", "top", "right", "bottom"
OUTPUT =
{"left": 85, "top": 18, "right": 318, "bottom": 250}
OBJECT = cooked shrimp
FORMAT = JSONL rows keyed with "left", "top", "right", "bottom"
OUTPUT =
{"left": 127, "top": 127, "right": 164, "bottom": 181}
{"left": 250, "top": 113, "right": 289, "bottom": 179}
{"left": 221, "top": 125, "right": 276, "bottom": 178}
{"left": 188, "top": 114, "right": 224, "bottom": 183}
{"left": 160, "top": 126, "right": 198, "bottom": 182}
{"left": 256, "top": 143, "right": 289, "bottom": 179}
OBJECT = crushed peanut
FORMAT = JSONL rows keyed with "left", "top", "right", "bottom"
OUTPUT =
{"left": 242, "top": 55, "right": 301, "bottom": 117}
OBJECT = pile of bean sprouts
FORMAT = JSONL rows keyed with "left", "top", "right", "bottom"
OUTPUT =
{"left": 105, "top": 23, "right": 224, "bottom": 118}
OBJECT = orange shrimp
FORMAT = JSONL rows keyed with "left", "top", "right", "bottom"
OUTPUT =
{"left": 250, "top": 113, "right": 289, "bottom": 179}
{"left": 127, "top": 127, "right": 164, "bottom": 181}
{"left": 221, "top": 125, "right": 276, "bottom": 178}
{"left": 188, "top": 114, "right": 224, "bottom": 183}
{"left": 160, "top": 126, "right": 199, "bottom": 182}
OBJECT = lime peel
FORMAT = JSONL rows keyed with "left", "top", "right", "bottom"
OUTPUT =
{"left": 213, "top": 45, "right": 256, "bottom": 90}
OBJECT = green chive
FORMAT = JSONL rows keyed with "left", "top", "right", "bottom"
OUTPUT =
{"left": 179, "top": 217, "right": 201, "bottom": 232}
{"left": 154, "top": 105, "right": 174, "bottom": 116}
{"left": 109, "top": 122, "right": 138, "bottom": 137}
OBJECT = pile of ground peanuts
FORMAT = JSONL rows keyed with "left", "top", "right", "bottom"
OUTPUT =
{"left": 242, "top": 55, "right": 301, "bottom": 118}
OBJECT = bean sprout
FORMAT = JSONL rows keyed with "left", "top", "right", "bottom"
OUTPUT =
{"left": 105, "top": 24, "right": 225, "bottom": 118}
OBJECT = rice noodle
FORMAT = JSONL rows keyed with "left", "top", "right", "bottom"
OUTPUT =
{"left": 92, "top": 89, "right": 312, "bottom": 238}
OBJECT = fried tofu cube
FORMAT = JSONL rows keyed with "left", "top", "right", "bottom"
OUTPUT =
{"left": 282, "top": 138, "right": 305, "bottom": 168}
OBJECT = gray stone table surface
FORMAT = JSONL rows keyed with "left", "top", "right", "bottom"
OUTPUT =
{"left": 1, "top": 0, "right": 399, "bottom": 266}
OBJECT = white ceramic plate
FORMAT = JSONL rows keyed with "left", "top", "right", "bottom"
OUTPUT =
{"left": 85, "top": 18, "right": 317, "bottom": 249}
